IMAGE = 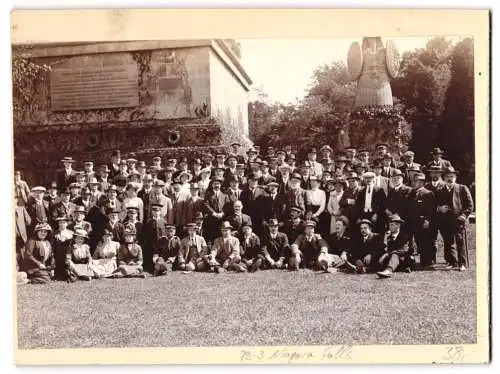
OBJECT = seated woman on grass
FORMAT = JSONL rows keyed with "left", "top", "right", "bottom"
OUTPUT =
{"left": 90, "top": 227, "right": 120, "bottom": 278}
{"left": 52, "top": 216, "right": 74, "bottom": 281}
{"left": 66, "top": 229, "right": 94, "bottom": 282}
{"left": 113, "top": 227, "right": 146, "bottom": 278}
{"left": 23, "top": 223, "right": 54, "bottom": 284}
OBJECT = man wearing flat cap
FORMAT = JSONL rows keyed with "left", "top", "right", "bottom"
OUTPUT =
{"left": 306, "top": 148, "right": 323, "bottom": 178}
{"left": 426, "top": 147, "right": 452, "bottom": 171}
{"left": 434, "top": 167, "right": 474, "bottom": 271}
{"left": 400, "top": 151, "right": 421, "bottom": 184}
{"left": 261, "top": 180, "right": 286, "bottom": 222}
{"left": 376, "top": 214, "right": 412, "bottom": 278}
{"left": 343, "top": 172, "right": 362, "bottom": 231}
{"left": 407, "top": 173, "right": 436, "bottom": 268}
{"left": 289, "top": 220, "right": 330, "bottom": 270}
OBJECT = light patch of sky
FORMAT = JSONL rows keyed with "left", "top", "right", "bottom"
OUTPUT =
{"left": 239, "top": 37, "right": 444, "bottom": 104}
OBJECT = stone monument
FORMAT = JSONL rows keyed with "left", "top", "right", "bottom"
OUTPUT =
{"left": 345, "top": 37, "right": 410, "bottom": 156}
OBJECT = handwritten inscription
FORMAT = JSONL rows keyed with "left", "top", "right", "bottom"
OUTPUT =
{"left": 442, "top": 346, "right": 465, "bottom": 363}
{"left": 240, "top": 345, "right": 353, "bottom": 363}
{"left": 51, "top": 65, "right": 139, "bottom": 111}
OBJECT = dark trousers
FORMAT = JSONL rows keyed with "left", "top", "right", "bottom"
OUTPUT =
{"left": 440, "top": 219, "right": 467, "bottom": 267}
{"left": 413, "top": 225, "right": 434, "bottom": 267}
{"left": 354, "top": 253, "right": 382, "bottom": 272}
{"left": 380, "top": 252, "right": 406, "bottom": 272}
{"left": 429, "top": 220, "right": 441, "bottom": 263}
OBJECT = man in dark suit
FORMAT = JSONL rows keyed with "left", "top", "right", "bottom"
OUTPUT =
{"left": 239, "top": 223, "right": 262, "bottom": 272}
{"left": 240, "top": 173, "right": 266, "bottom": 236}
{"left": 385, "top": 169, "right": 412, "bottom": 228}
{"left": 352, "top": 219, "right": 386, "bottom": 273}
{"left": 355, "top": 172, "right": 386, "bottom": 233}
{"left": 377, "top": 214, "right": 412, "bottom": 278}
{"left": 261, "top": 181, "right": 286, "bottom": 222}
{"left": 259, "top": 218, "right": 291, "bottom": 269}
{"left": 56, "top": 157, "right": 77, "bottom": 190}
{"left": 226, "top": 200, "right": 252, "bottom": 239}
{"left": 107, "top": 150, "right": 121, "bottom": 180}
{"left": 343, "top": 172, "right": 363, "bottom": 232}
{"left": 49, "top": 188, "right": 76, "bottom": 229}
{"left": 407, "top": 173, "right": 436, "bottom": 268}
{"left": 299, "top": 162, "right": 313, "bottom": 190}
{"left": 223, "top": 175, "right": 243, "bottom": 216}
{"left": 282, "top": 206, "right": 306, "bottom": 244}
{"left": 289, "top": 220, "right": 329, "bottom": 270}
{"left": 426, "top": 147, "right": 452, "bottom": 171}
{"left": 380, "top": 154, "right": 399, "bottom": 179}
{"left": 142, "top": 203, "right": 169, "bottom": 273}
{"left": 203, "top": 178, "right": 227, "bottom": 243}
{"left": 434, "top": 167, "right": 474, "bottom": 271}
{"left": 26, "top": 186, "right": 50, "bottom": 229}
{"left": 399, "top": 151, "right": 422, "bottom": 184}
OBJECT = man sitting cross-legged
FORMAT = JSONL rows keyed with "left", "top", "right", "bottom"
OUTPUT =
{"left": 377, "top": 214, "right": 412, "bottom": 278}
{"left": 351, "top": 219, "right": 386, "bottom": 274}
{"left": 176, "top": 223, "right": 208, "bottom": 272}
{"left": 239, "top": 223, "right": 262, "bottom": 273}
{"left": 199, "top": 221, "right": 245, "bottom": 273}
{"left": 258, "top": 218, "right": 291, "bottom": 270}
{"left": 289, "top": 220, "right": 330, "bottom": 271}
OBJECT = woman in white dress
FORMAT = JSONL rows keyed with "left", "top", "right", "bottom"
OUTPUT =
{"left": 197, "top": 167, "right": 212, "bottom": 198}
{"left": 66, "top": 229, "right": 93, "bottom": 281}
{"left": 90, "top": 228, "right": 120, "bottom": 278}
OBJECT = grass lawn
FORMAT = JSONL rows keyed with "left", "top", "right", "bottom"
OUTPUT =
{"left": 16, "top": 226, "right": 477, "bottom": 349}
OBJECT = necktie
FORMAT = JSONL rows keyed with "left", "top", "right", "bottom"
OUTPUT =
{"left": 367, "top": 186, "right": 372, "bottom": 194}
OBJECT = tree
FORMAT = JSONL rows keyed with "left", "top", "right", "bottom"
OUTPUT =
{"left": 440, "top": 37, "right": 475, "bottom": 183}
{"left": 12, "top": 45, "right": 51, "bottom": 124}
{"left": 392, "top": 37, "right": 453, "bottom": 159}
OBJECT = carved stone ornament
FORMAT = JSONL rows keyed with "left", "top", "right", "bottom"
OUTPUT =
{"left": 385, "top": 39, "right": 401, "bottom": 78}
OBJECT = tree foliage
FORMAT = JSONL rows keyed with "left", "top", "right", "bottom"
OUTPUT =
{"left": 249, "top": 36, "right": 475, "bottom": 177}
{"left": 12, "top": 46, "right": 51, "bottom": 124}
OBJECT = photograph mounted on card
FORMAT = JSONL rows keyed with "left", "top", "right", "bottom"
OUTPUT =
{"left": 10, "top": 8, "right": 490, "bottom": 365}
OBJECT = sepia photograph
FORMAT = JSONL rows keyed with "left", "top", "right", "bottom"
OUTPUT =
{"left": 10, "top": 8, "right": 489, "bottom": 365}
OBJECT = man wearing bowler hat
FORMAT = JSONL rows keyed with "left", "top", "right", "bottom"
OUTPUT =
{"left": 426, "top": 147, "right": 452, "bottom": 171}
{"left": 376, "top": 214, "right": 412, "bottom": 278}
{"left": 385, "top": 169, "right": 412, "bottom": 226}
{"left": 203, "top": 178, "right": 228, "bottom": 242}
{"left": 407, "top": 173, "right": 436, "bottom": 268}
{"left": 239, "top": 173, "right": 266, "bottom": 236}
{"left": 434, "top": 167, "right": 474, "bottom": 271}
{"left": 259, "top": 218, "right": 290, "bottom": 270}
{"left": 261, "top": 180, "right": 286, "bottom": 222}
{"left": 107, "top": 150, "right": 121, "bottom": 180}
{"left": 201, "top": 221, "right": 244, "bottom": 273}
{"left": 352, "top": 219, "right": 386, "bottom": 274}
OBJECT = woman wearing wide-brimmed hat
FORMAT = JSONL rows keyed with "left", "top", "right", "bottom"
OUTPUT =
{"left": 90, "top": 227, "right": 120, "bottom": 278}
{"left": 22, "top": 223, "right": 54, "bottom": 284}
{"left": 113, "top": 227, "right": 146, "bottom": 278}
{"left": 65, "top": 229, "right": 93, "bottom": 281}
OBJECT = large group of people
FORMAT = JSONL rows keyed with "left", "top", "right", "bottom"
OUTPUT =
{"left": 14, "top": 142, "right": 474, "bottom": 284}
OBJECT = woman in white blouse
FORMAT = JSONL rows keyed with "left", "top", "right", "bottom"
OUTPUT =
{"left": 326, "top": 178, "right": 349, "bottom": 235}
{"left": 90, "top": 228, "right": 120, "bottom": 278}
{"left": 305, "top": 176, "right": 326, "bottom": 226}
{"left": 121, "top": 182, "right": 144, "bottom": 222}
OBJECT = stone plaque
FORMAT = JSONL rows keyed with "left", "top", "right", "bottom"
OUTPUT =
{"left": 50, "top": 63, "right": 139, "bottom": 111}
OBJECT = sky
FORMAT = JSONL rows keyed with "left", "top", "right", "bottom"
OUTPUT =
{"left": 239, "top": 37, "right": 436, "bottom": 104}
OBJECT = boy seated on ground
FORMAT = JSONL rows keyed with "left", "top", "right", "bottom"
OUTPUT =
{"left": 289, "top": 220, "right": 330, "bottom": 271}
